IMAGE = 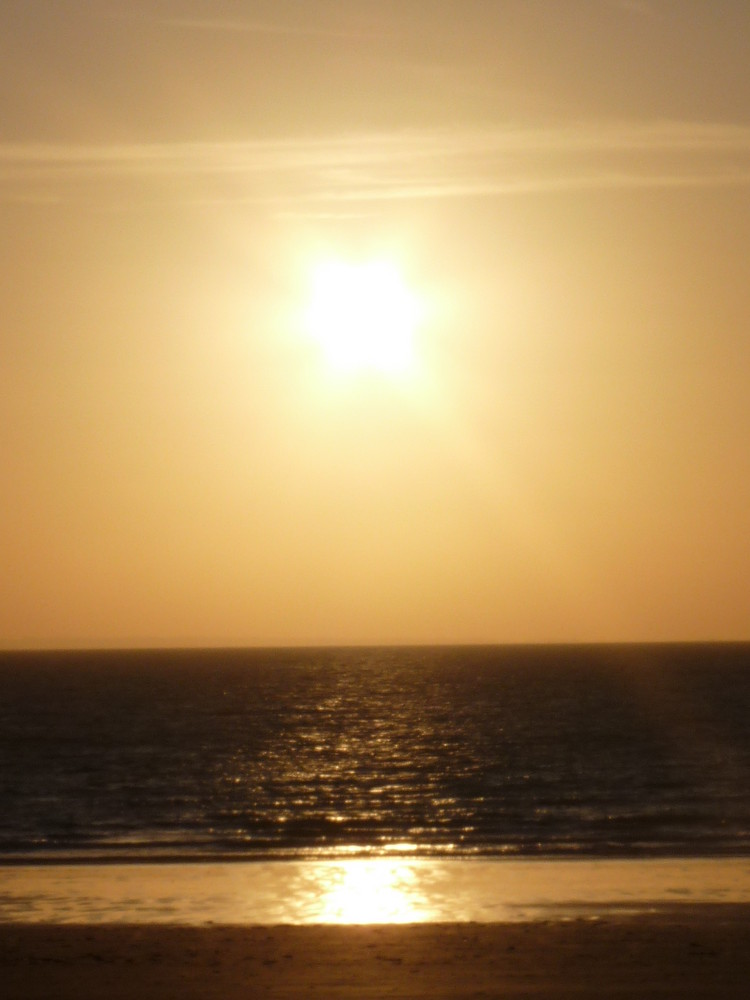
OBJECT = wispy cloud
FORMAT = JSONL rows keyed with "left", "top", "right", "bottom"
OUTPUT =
{"left": 159, "top": 17, "right": 371, "bottom": 38}
{"left": 102, "top": 11, "right": 375, "bottom": 39}
{"left": 3, "top": 121, "right": 750, "bottom": 209}
{"left": 602, "top": 0, "right": 660, "bottom": 18}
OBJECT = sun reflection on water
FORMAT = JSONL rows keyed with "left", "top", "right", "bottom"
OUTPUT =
{"left": 310, "top": 859, "right": 433, "bottom": 924}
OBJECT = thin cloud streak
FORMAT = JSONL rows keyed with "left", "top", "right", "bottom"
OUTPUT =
{"left": 157, "top": 17, "right": 374, "bottom": 38}
{"left": 604, "top": 0, "right": 659, "bottom": 17}
{"left": 101, "top": 11, "right": 376, "bottom": 39}
{"left": 3, "top": 121, "right": 750, "bottom": 207}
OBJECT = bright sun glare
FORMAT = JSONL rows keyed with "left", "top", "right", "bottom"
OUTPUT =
{"left": 304, "top": 258, "right": 422, "bottom": 376}
{"left": 314, "top": 859, "right": 428, "bottom": 923}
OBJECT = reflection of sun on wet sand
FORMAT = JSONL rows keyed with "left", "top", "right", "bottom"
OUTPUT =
{"left": 3, "top": 910, "right": 750, "bottom": 999}
{"left": 314, "top": 859, "right": 429, "bottom": 923}
{"left": 3, "top": 857, "right": 750, "bottom": 924}
{"left": 3, "top": 859, "right": 750, "bottom": 997}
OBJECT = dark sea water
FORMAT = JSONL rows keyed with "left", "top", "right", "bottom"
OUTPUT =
{"left": 2, "top": 644, "right": 750, "bottom": 862}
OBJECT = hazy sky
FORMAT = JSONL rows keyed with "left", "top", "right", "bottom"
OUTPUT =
{"left": 3, "top": 1, "right": 750, "bottom": 648}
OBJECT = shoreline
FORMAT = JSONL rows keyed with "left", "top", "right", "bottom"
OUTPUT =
{"left": 3, "top": 909, "right": 750, "bottom": 999}
{"left": 4, "top": 846, "right": 750, "bottom": 865}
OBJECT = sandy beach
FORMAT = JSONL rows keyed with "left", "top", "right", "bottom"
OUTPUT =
{"left": 3, "top": 907, "right": 750, "bottom": 999}
{"left": 3, "top": 859, "right": 750, "bottom": 996}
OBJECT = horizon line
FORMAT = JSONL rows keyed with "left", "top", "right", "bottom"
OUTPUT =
{"left": 2, "top": 638, "right": 749, "bottom": 655}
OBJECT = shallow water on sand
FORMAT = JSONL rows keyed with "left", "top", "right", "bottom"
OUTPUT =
{"left": 3, "top": 857, "right": 750, "bottom": 925}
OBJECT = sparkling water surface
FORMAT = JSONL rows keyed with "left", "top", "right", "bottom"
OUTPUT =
{"left": 2, "top": 643, "right": 750, "bottom": 861}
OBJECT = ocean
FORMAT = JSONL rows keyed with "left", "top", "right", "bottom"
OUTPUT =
{"left": 2, "top": 643, "right": 750, "bottom": 863}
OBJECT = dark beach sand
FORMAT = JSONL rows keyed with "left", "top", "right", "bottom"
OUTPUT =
{"left": 3, "top": 906, "right": 750, "bottom": 999}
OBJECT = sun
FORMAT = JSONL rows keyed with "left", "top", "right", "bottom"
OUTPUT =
{"left": 303, "top": 258, "right": 422, "bottom": 376}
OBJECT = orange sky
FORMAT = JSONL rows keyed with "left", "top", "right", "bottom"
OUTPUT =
{"left": 2, "top": 1, "right": 750, "bottom": 648}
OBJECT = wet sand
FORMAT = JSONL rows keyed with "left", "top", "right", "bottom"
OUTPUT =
{"left": 5, "top": 857, "right": 750, "bottom": 924}
{"left": 3, "top": 906, "right": 750, "bottom": 999}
